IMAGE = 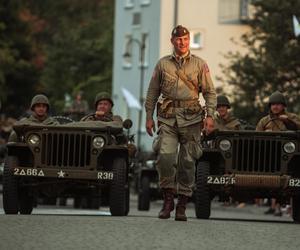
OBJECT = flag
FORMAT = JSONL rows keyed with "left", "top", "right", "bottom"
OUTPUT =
{"left": 121, "top": 87, "right": 142, "bottom": 110}
{"left": 293, "top": 15, "right": 300, "bottom": 37}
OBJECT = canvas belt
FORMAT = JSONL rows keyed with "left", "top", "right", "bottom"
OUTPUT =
{"left": 171, "top": 99, "right": 199, "bottom": 108}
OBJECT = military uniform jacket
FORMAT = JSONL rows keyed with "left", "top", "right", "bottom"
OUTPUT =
{"left": 9, "top": 115, "right": 59, "bottom": 142}
{"left": 256, "top": 111, "right": 300, "bottom": 131}
{"left": 215, "top": 113, "right": 241, "bottom": 130}
{"left": 81, "top": 112, "right": 122, "bottom": 123}
{"left": 145, "top": 53, "right": 216, "bottom": 127}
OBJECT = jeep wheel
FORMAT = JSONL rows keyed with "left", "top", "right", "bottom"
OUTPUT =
{"left": 110, "top": 157, "right": 127, "bottom": 216}
{"left": 292, "top": 195, "right": 300, "bottom": 223}
{"left": 19, "top": 188, "right": 34, "bottom": 214}
{"left": 138, "top": 176, "right": 150, "bottom": 211}
{"left": 125, "top": 187, "right": 130, "bottom": 216}
{"left": 3, "top": 156, "right": 19, "bottom": 214}
{"left": 195, "top": 161, "right": 211, "bottom": 219}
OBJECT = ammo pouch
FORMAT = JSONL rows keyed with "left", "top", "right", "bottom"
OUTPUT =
{"left": 184, "top": 101, "right": 202, "bottom": 115}
{"left": 157, "top": 98, "right": 202, "bottom": 119}
{"left": 157, "top": 99, "right": 175, "bottom": 118}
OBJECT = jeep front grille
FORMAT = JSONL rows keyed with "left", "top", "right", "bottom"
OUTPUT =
{"left": 232, "top": 138, "right": 282, "bottom": 173}
{"left": 41, "top": 133, "right": 92, "bottom": 167}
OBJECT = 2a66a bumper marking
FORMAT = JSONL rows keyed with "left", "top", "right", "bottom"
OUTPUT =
{"left": 14, "top": 168, "right": 45, "bottom": 177}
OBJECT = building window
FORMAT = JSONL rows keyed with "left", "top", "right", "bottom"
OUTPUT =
{"left": 190, "top": 31, "right": 204, "bottom": 49}
{"left": 132, "top": 12, "right": 141, "bottom": 26}
{"left": 123, "top": 35, "right": 133, "bottom": 68}
{"left": 240, "top": 0, "right": 253, "bottom": 22}
{"left": 140, "top": 0, "right": 151, "bottom": 6}
{"left": 218, "top": 0, "right": 252, "bottom": 24}
{"left": 125, "top": 0, "right": 134, "bottom": 9}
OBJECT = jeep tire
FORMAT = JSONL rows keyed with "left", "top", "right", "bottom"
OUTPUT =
{"left": 195, "top": 161, "right": 211, "bottom": 219}
{"left": 3, "top": 156, "right": 19, "bottom": 214}
{"left": 125, "top": 186, "right": 130, "bottom": 216}
{"left": 292, "top": 195, "right": 300, "bottom": 223}
{"left": 110, "top": 157, "right": 127, "bottom": 216}
{"left": 138, "top": 176, "right": 150, "bottom": 211}
{"left": 19, "top": 188, "right": 34, "bottom": 214}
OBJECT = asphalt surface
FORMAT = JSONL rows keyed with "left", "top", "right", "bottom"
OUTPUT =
{"left": 0, "top": 194, "right": 298, "bottom": 250}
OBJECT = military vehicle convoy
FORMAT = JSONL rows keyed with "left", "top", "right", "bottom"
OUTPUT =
{"left": 3, "top": 119, "right": 133, "bottom": 216}
{"left": 195, "top": 130, "right": 300, "bottom": 223}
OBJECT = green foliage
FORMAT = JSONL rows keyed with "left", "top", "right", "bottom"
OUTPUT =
{"left": 220, "top": 0, "right": 300, "bottom": 124}
{"left": 0, "top": 0, "right": 114, "bottom": 116}
{"left": 27, "top": 0, "right": 114, "bottom": 112}
{"left": 0, "top": 0, "right": 40, "bottom": 117}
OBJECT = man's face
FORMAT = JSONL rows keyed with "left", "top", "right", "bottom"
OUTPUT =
{"left": 96, "top": 100, "right": 112, "bottom": 114}
{"left": 171, "top": 34, "right": 190, "bottom": 56}
{"left": 76, "top": 94, "right": 82, "bottom": 101}
{"left": 270, "top": 103, "right": 285, "bottom": 114}
{"left": 33, "top": 103, "right": 48, "bottom": 117}
{"left": 216, "top": 105, "right": 229, "bottom": 118}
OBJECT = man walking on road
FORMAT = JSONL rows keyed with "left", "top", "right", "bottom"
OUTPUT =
{"left": 145, "top": 25, "right": 216, "bottom": 221}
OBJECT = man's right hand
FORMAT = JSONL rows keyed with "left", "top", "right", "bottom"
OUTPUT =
{"left": 95, "top": 111, "right": 105, "bottom": 117}
{"left": 146, "top": 119, "right": 156, "bottom": 136}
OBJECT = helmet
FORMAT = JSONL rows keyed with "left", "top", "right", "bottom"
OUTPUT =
{"left": 217, "top": 95, "right": 231, "bottom": 108}
{"left": 94, "top": 92, "right": 114, "bottom": 107}
{"left": 268, "top": 91, "right": 286, "bottom": 107}
{"left": 30, "top": 94, "right": 50, "bottom": 111}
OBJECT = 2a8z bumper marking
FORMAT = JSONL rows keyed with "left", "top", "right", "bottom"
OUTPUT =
{"left": 207, "top": 175, "right": 236, "bottom": 185}
{"left": 206, "top": 175, "right": 300, "bottom": 188}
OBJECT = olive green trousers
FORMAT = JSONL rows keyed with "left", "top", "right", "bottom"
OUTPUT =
{"left": 153, "top": 122, "right": 202, "bottom": 197}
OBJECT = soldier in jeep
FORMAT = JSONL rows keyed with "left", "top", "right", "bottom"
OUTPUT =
{"left": 215, "top": 95, "right": 241, "bottom": 131}
{"left": 8, "top": 94, "right": 59, "bottom": 142}
{"left": 256, "top": 91, "right": 300, "bottom": 216}
{"left": 256, "top": 91, "right": 300, "bottom": 132}
{"left": 81, "top": 92, "right": 136, "bottom": 157}
{"left": 81, "top": 92, "right": 122, "bottom": 123}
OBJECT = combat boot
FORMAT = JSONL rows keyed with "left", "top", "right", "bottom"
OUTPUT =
{"left": 158, "top": 189, "right": 175, "bottom": 219}
{"left": 175, "top": 195, "right": 188, "bottom": 221}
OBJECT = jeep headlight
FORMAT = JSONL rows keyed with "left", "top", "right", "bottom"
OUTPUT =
{"left": 28, "top": 134, "right": 40, "bottom": 146}
{"left": 283, "top": 142, "right": 295, "bottom": 154}
{"left": 93, "top": 136, "right": 105, "bottom": 149}
{"left": 219, "top": 139, "right": 231, "bottom": 151}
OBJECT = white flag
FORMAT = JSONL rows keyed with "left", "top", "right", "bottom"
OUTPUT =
{"left": 293, "top": 15, "right": 300, "bottom": 37}
{"left": 121, "top": 87, "right": 142, "bottom": 110}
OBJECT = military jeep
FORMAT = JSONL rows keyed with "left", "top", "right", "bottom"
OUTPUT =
{"left": 3, "top": 119, "right": 133, "bottom": 216}
{"left": 195, "top": 130, "right": 300, "bottom": 223}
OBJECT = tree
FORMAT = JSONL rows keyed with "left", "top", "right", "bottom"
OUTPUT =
{"left": 220, "top": 0, "right": 300, "bottom": 124}
{"left": 0, "top": 0, "right": 40, "bottom": 117}
{"left": 26, "top": 0, "right": 114, "bottom": 112}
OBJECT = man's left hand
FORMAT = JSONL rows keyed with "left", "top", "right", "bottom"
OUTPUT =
{"left": 204, "top": 116, "right": 214, "bottom": 135}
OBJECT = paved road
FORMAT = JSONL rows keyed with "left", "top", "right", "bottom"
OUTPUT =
{"left": 0, "top": 195, "right": 298, "bottom": 250}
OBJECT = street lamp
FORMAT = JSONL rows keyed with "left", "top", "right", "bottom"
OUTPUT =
{"left": 123, "top": 38, "right": 146, "bottom": 151}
